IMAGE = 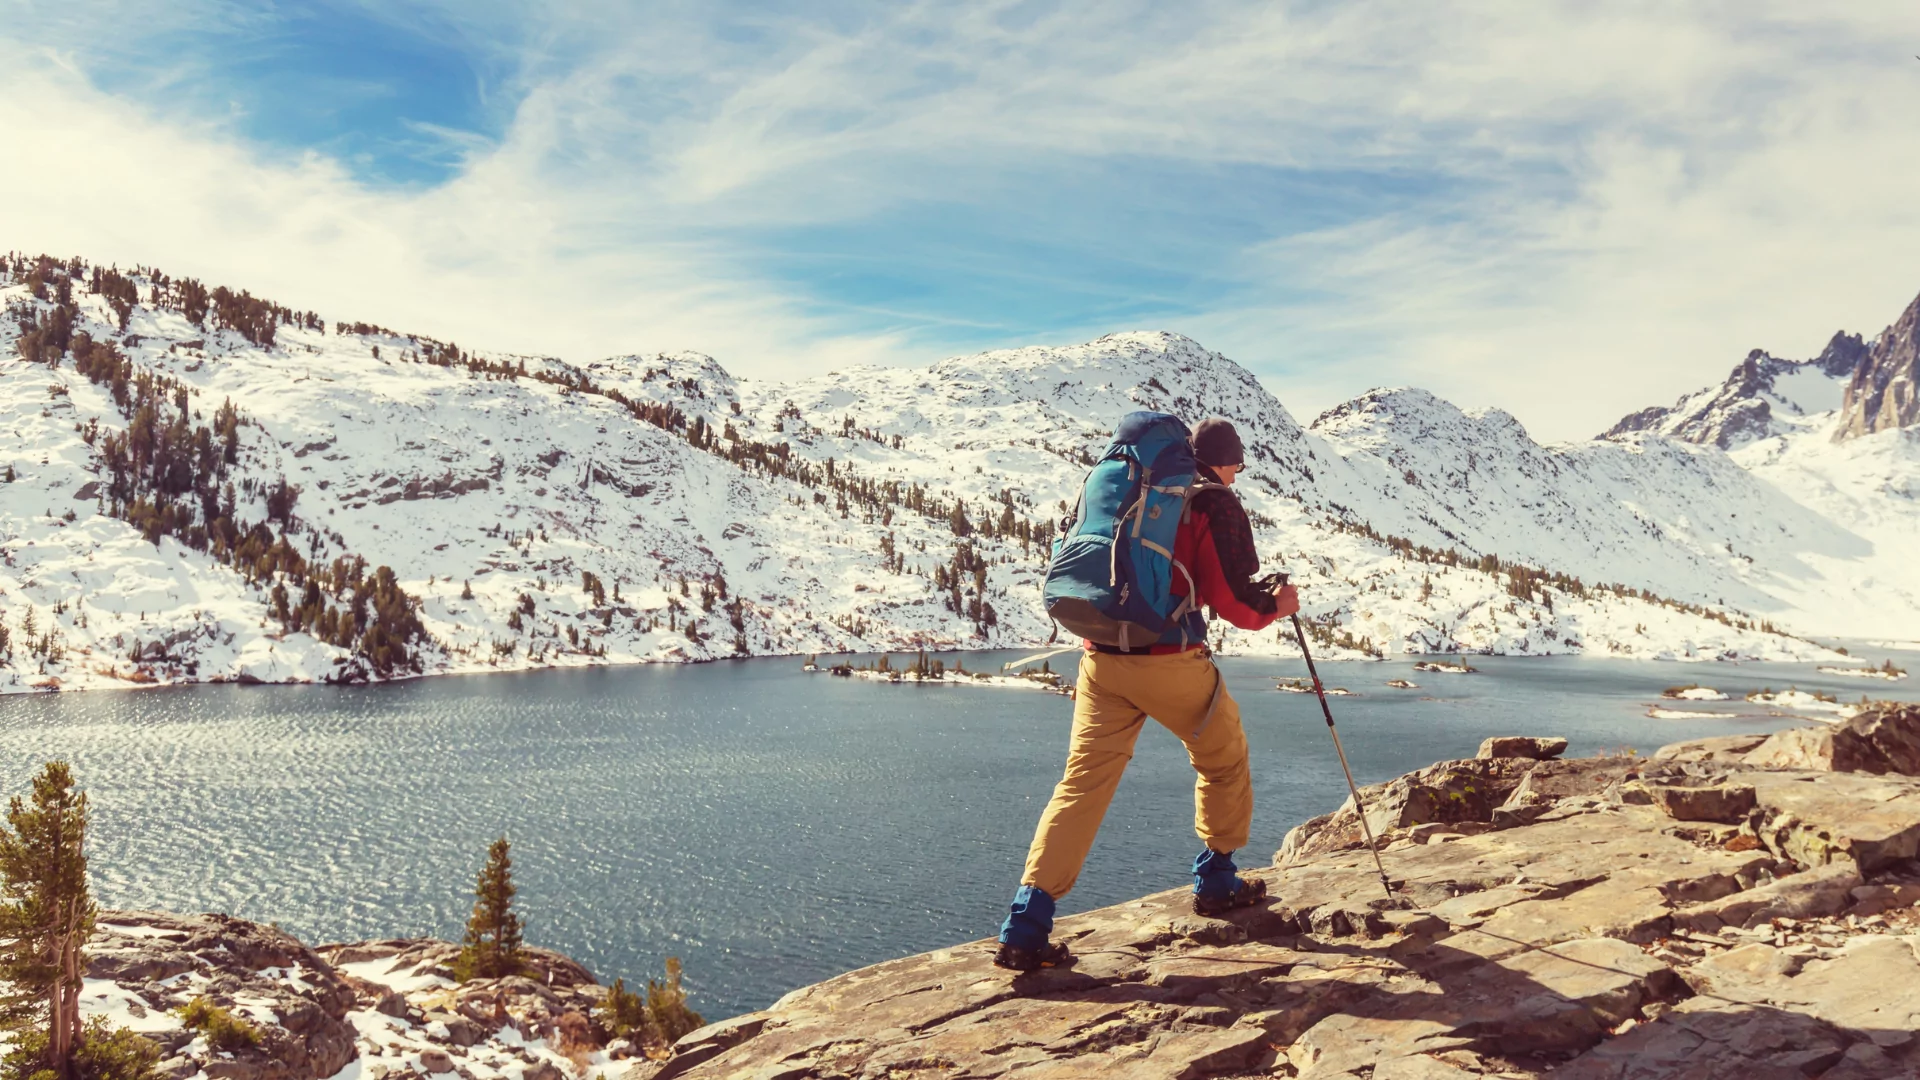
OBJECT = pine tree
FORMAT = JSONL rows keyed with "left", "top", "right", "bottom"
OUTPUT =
{"left": 0, "top": 762, "right": 104, "bottom": 1080}
{"left": 453, "top": 837, "right": 524, "bottom": 981}
{"left": 644, "top": 958, "right": 703, "bottom": 1044}
{"left": 593, "top": 978, "right": 654, "bottom": 1045}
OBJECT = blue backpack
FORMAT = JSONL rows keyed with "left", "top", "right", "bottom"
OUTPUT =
{"left": 1043, "top": 411, "right": 1214, "bottom": 649}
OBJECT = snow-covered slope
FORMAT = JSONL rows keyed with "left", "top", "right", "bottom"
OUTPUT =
{"left": 7, "top": 255, "right": 1906, "bottom": 694}
{"left": 1593, "top": 289, "right": 1920, "bottom": 638}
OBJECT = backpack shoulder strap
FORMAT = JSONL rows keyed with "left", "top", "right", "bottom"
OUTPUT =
{"left": 1181, "top": 478, "right": 1235, "bottom": 522}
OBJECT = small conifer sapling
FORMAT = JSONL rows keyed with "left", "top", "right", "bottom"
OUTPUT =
{"left": 454, "top": 837, "right": 525, "bottom": 981}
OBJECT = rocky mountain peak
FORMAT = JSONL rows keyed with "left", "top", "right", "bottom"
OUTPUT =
{"left": 1835, "top": 290, "right": 1920, "bottom": 441}
{"left": 1813, "top": 330, "right": 1869, "bottom": 377}
{"left": 1600, "top": 343, "right": 1853, "bottom": 450}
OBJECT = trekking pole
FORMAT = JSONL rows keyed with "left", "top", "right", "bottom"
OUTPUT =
{"left": 1277, "top": 572, "right": 1394, "bottom": 901}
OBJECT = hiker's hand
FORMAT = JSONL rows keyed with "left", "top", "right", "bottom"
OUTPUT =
{"left": 1272, "top": 583, "right": 1299, "bottom": 618}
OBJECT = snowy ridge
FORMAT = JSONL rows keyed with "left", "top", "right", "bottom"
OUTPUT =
{"left": 6, "top": 256, "right": 1912, "bottom": 694}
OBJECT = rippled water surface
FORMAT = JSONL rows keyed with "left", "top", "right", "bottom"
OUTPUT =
{"left": 4, "top": 648, "right": 1917, "bottom": 1020}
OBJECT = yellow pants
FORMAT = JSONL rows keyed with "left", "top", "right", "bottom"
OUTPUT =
{"left": 1021, "top": 649, "right": 1252, "bottom": 900}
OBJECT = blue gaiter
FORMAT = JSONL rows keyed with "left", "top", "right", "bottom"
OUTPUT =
{"left": 1193, "top": 847, "right": 1239, "bottom": 897}
{"left": 997, "top": 885, "right": 1056, "bottom": 951}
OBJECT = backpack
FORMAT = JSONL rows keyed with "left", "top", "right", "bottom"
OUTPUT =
{"left": 1042, "top": 411, "right": 1215, "bottom": 649}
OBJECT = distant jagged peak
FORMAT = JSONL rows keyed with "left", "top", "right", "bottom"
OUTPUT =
{"left": 1836, "top": 289, "right": 1920, "bottom": 441}
{"left": 1600, "top": 332, "right": 1865, "bottom": 450}
{"left": 1813, "top": 330, "right": 1870, "bottom": 377}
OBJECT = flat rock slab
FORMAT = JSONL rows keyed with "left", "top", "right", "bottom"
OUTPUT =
{"left": 1748, "top": 769, "right": 1920, "bottom": 870}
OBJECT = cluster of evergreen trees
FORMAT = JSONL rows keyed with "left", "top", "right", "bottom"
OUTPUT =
{"left": 1, "top": 254, "right": 323, "bottom": 348}
{"left": 930, "top": 541, "right": 998, "bottom": 631}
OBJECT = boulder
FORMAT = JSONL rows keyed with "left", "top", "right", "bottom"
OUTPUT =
{"left": 1743, "top": 703, "right": 1920, "bottom": 776}
{"left": 1280, "top": 754, "right": 1634, "bottom": 864}
{"left": 1476, "top": 736, "right": 1568, "bottom": 760}
{"left": 1648, "top": 782, "right": 1756, "bottom": 823}
{"left": 1748, "top": 769, "right": 1920, "bottom": 871}
{"left": 1837, "top": 702, "right": 1920, "bottom": 774}
{"left": 1743, "top": 725, "right": 1839, "bottom": 771}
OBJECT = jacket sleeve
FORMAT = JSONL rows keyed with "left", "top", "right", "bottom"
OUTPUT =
{"left": 1189, "top": 493, "right": 1280, "bottom": 632}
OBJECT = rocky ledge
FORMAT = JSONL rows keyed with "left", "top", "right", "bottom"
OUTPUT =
{"left": 664, "top": 704, "right": 1920, "bottom": 1079}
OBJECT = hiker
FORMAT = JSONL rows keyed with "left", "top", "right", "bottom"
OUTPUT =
{"left": 994, "top": 414, "right": 1300, "bottom": 971}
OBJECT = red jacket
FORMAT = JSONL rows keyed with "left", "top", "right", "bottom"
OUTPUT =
{"left": 1089, "top": 472, "right": 1295, "bottom": 654}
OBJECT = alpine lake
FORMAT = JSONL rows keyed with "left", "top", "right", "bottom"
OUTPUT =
{"left": 4, "top": 646, "right": 1919, "bottom": 1021}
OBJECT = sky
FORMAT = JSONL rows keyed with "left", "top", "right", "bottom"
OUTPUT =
{"left": 3, "top": 2, "right": 1920, "bottom": 441}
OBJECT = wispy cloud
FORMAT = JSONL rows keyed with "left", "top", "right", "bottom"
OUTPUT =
{"left": 4, "top": 2, "right": 1920, "bottom": 440}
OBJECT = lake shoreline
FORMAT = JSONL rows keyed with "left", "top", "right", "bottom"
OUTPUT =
{"left": 0, "top": 637, "right": 1877, "bottom": 698}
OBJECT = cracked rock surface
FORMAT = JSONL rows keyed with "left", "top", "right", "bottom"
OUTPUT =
{"left": 664, "top": 713, "right": 1920, "bottom": 1079}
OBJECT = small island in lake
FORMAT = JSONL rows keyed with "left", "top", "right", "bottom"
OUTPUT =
{"left": 1276, "top": 677, "right": 1355, "bottom": 696}
{"left": 1661, "top": 684, "right": 1731, "bottom": 701}
{"left": 1818, "top": 659, "right": 1909, "bottom": 681}
{"left": 803, "top": 652, "right": 1067, "bottom": 692}
{"left": 1412, "top": 660, "right": 1479, "bottom": 674}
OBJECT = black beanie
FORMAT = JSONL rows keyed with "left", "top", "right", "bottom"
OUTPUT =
{"left": 1190, "top": 417, "right": 1244, "bottom": 468}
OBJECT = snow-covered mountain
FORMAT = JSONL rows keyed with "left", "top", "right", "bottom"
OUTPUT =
{"left": 4, "top": 253, "right": 1915, "bottom": 694}
{"left": 1598, "top": 290, "right": 1920, "bottom": 638}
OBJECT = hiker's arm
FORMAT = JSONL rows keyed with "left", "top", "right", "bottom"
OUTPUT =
{"left": 1190, "top": 506, "right": 1280, "bottom": 630}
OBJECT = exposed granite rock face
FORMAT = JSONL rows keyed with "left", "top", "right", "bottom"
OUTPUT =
{"left": 86, "top": 911, "right": 360, "bottom": 1080}
{"left": 1741, "top": 701, "right": 1920, "bottom": 775}
{"left": 1276, "top": 752, "right": 1634, "bottom": 865}
{"left": 667, "top": 718, "right": 1920, "bottom": 1079}
{"left": 1836, "top": 290, "right": 1920, "bottom": 440}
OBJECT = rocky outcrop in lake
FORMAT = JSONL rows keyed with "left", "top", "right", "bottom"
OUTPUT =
{"left": 661, "top": 705, "right": 1920, "bottom": 1079}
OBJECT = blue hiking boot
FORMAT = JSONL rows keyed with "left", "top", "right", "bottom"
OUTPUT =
{"left": 1191, "top": 847, "right": 1268, "bottom": 916}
